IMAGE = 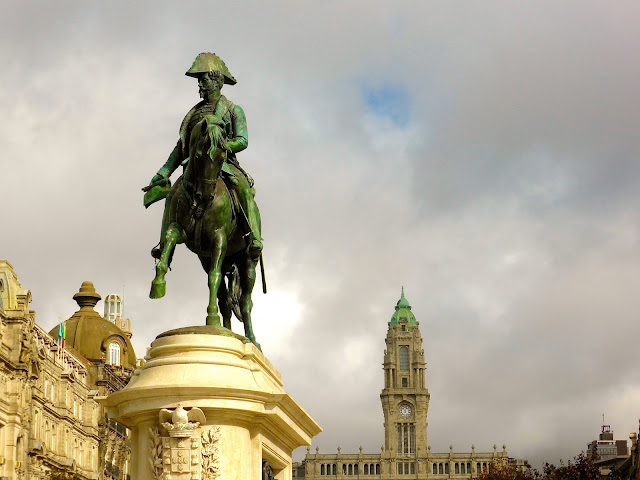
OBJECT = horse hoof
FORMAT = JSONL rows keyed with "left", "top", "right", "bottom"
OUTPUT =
{"left": 150, "top": 280, "right": 166, "bottom": 299}
{"left": 206, "top": 314, "right": 221, "bottom": 327}
{"left": 247, "top": 337, "right": 261, "bottom": 351}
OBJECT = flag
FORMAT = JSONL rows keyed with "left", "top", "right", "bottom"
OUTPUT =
{"left": 58, "top": 321, "right": 66, "bottom": 348}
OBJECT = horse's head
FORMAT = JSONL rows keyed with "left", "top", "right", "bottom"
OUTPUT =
{"left": 191, "top": 114, "right": 227, "bottom": 161}
{"left": 186, "top": 114, "right": 228, "bottom": 187}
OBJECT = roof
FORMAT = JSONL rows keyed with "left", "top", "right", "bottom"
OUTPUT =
{"left": 389, "top": 287, "right": 417, "bottom": 325}
{"left": 48, "top": 281, "right": 136, "bottom": 368}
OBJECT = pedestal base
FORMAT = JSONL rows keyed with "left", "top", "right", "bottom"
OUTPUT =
{"left": 102, "top": 330, "right": 321, "bottom": 480}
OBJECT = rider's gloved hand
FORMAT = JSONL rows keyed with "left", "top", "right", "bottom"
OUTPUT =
{"left": 150, "top": 174, "right": 164, "bottom": 185}
{"left": 150, "top": 168, "right": 170, "bottom": 185}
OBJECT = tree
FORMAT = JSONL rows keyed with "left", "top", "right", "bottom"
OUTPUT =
{"left": 474, "top": 459, "right": 538, "bottom": 480}
{"left": 473, "top": 453, "right": 601, "bottom": 480}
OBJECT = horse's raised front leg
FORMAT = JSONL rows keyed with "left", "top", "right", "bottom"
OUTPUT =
{"left": 240, "top": 255, "right": 260, "bottom": 350}
{"left": 206, "top": 230, "right": 227, "bottom": 326}
{"left": 150, "top": 224, "right": 183, "bottom": 299}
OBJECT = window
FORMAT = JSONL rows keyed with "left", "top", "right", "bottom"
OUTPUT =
{"left": 364, "top": 464, "right": 368, "bottom": 475}
{"left": 401, "top": 325, "right": 406, "bottom": 331}
{"left": 321, "top": 465, "right": 325, "bottom": 475}
{"left": 399, "top": 346, "right": 409, "bottom": 370}
{"left": 108, "top": 342, "right": 121, "bottom": 366}
{"left": 401, "top": 377, "right": 408, "bottom": 388}
{"left": 433, "top": 464, "right": 437, "bottom": 475}
{"left": 455, "top": 463, "right": 459, "bottom": 474}
{"left": 397, "top": 424, "right": 415, "bottom": 454}
{"left": 445, "top": 463, "right": 449, "bottom": 474}
{"left": 439, "top": 463, "right": 443, "bottom": 474}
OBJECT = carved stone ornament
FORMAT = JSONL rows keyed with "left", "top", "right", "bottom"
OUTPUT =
{"left": 149, "top": 404, "right": 220, "bottom": 480}
{"left": 160, "top": 404, "right": 206, "bottom": 437}
{"left": 201, "top": 426, "right": 221, "bottom": 480}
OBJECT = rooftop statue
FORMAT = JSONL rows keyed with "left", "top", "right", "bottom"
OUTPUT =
{"left": 143, "top": 53, "right": 265, "bottom": 348}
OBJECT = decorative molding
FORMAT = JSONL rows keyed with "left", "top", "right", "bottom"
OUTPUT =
{"left": 201, "top": 426, "right": 221, "bottom": 480}
{"left": 149, "top": 427, "right": 163, "bottom": 480}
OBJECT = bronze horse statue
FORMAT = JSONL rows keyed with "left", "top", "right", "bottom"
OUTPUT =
{"left": 149, "top": 114, "right": 261, "bottom": 348}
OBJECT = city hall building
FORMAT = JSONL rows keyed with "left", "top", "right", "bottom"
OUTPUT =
{"left": 296, "top": 289, "right": 522, "bottom": 480}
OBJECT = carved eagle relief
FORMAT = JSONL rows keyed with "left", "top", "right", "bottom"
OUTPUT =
{"left": 159, "top": 403, "right": 206, "bottom": 427}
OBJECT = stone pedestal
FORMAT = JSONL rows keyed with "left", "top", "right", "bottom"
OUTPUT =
{"left": 102, "top": 330, "right": 321, "bottom": 480}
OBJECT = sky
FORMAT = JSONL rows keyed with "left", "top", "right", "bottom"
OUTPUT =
{"left": 2, "top": 0, "right": 640, "bottom": 469}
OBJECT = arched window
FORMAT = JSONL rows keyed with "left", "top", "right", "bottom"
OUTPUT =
{"left": 108, "top": 342, "right": 121, "bottom": 366}
{"left": 399, "top": 346, "right": 409, "bottom": 371}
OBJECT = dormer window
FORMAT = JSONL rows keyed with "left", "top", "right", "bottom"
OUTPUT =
{"left": 108, "top": 342, "right": 121, "bottom": 366}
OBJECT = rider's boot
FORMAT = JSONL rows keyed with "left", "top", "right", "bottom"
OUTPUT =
{"left": 151, "top": 195, "right": 172, "bottom": 259}
{"left": 238, "top": 188, "right": 262, "bottom": 258}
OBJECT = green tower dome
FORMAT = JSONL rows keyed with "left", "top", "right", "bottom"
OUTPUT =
{"left": 389, "top": 287, "right": 417, "bottom": 325}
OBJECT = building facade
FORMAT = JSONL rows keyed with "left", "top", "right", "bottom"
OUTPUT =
{"left": 299, "top": 289, "right": 517, "bottom": 480}
{"left": 0, "top": 260, "right": 135, "bottom": 480}
{"left": 586, "top": 424, "right": 629, "bottom": 478}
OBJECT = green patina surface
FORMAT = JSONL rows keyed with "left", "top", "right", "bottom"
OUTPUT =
{"left": 389, "top": 287, "right": 417, "bottom": 325}
{"left": 143, "top": 53, "right": 264, "bottom": 349}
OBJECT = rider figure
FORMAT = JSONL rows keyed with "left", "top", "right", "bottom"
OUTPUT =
{"left": 148, "top": 52, "right": 263, "bottom": 259}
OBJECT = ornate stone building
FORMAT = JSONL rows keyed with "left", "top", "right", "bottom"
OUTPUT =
{"left": 0, "top": 260, "right": 136, "bottom": 479}
{"left": 298, "top": 289, "right": 517, "bottom": 480}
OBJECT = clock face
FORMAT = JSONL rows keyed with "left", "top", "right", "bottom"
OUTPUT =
{"left": 399, "top": 404, "right": 412, "bottom": 418}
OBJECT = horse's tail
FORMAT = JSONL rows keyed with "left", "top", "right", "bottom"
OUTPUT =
{"left": 226, "top": 264, "right": 243, "bottom": 322}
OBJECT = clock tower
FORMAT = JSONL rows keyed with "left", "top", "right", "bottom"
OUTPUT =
{"left": 380, "top": 288, "right": 429, "bottom": 469}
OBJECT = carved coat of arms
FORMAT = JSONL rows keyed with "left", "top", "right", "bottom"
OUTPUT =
{"left": 149, "top": 404, "right": 220, "bottom": 480}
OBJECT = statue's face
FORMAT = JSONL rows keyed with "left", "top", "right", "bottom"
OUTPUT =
{"left": 197, "top": 72, "right": 219, "bottom": 100}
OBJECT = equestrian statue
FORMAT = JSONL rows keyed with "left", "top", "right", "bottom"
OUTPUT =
{"left": 142, "top": 53, "right": 265, "bottom": 348}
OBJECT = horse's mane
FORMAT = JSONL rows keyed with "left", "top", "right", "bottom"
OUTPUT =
{"left": 205, "top": 115, "right": 226, "bottom": 160}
